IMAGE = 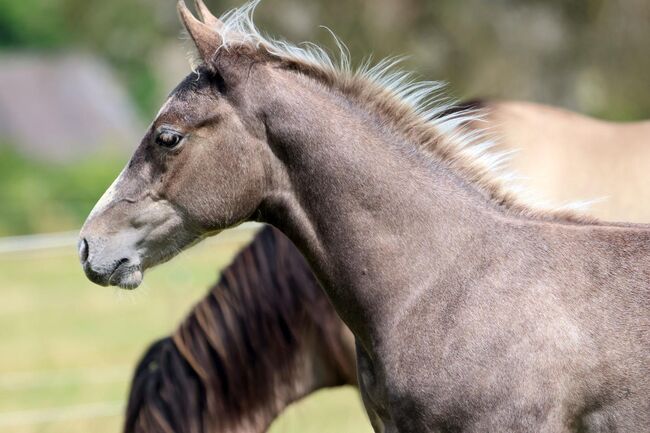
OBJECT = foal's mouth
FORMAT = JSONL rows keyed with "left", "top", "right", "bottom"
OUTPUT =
{"left": 108, "top": 259, "right": 143, "bottom": 290}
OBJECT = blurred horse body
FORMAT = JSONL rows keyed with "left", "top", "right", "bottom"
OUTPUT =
{"left": 477, "top": 100, "right": 650, "bottom": 222}
{"left": 124, "top": 226, "right": 356, "bottom": 433}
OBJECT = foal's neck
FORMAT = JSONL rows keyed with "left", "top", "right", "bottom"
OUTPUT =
{"left": 258, "top": 72, "right": 508, "bottom": 346}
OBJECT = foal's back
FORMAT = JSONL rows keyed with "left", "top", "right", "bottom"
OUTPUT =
{"left": 481, "top": 100, "right": 650, "bottom": 222}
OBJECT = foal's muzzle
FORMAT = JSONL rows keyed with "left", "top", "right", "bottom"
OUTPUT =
{"left": 78, "top": 236, "right": 143, "bottom": 290}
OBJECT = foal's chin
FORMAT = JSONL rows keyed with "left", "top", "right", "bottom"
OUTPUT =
{"left": 109, "top": 264, "right": 143, "bottom": 290}
{"left": 112, "top": 239, "right": 200, "bottom": 290}
{"left": 108, "top": 250, "right": 172, "bottom": 290}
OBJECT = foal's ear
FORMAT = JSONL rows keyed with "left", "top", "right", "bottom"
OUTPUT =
{"left": 192, "top": 0, "right": 223, "bottom": 30}
{"left": 177, "top": 0, "right": 223, "bottom": 63}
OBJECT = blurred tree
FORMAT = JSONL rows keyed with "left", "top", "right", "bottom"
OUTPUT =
{"left": 0, "top": 0, "right": 648, "bottom": 119}
{"left": 0, "top": 0, "right": 72, "bottom": 48}
{"left": 0, "top": 0, "right": 648, "bottom": 235}
{"left": 0, "top": 0, "right": 174, "bottom": 115}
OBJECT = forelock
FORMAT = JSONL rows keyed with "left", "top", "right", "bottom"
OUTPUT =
{"left": 154, "top": 68, "right": 216, "bottom": 122}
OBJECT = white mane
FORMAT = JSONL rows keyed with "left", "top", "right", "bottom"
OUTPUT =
{"left": 205, "top": 0, "right": 594, "bottom": 218}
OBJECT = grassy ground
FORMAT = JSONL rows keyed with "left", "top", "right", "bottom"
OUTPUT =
{"left": 0, "top": 228, "right": 372, "bottom": 433}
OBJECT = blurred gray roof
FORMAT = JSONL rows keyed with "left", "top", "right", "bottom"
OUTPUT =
{"left": 0, "top": 53, "right": 141, "bottom": 162}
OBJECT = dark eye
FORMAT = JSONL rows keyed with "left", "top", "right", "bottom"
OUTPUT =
{"left": 155, "top": 129, "right": 183, "bottom": 149}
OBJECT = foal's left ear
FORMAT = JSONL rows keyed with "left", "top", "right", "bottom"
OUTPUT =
{"left": 192, "top": 0, "right": 223, "bottom": 30}
{"left": 177, "top": 0, "right": 223, "bottom": 63}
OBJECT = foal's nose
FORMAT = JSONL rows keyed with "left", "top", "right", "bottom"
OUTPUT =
{"left": 78, "top": 238, "right": 89, "bottom": 264}
{"left": 79, "top": 236, "right": 110, "bottom": 286}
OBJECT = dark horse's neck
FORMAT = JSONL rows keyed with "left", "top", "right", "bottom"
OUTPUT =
{"left": 124, "top": 227, "right": 355, "bottom": 433}
{"left": 258, "top": 72, "right": 536, "bottom": 349}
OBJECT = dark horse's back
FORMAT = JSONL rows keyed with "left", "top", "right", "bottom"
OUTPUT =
{"left": 123, "top": 226, "right": 356, "bottom": 433}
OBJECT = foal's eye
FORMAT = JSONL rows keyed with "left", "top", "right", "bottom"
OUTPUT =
{"left": 155, "top": 129, "right": 184, "bottom": 149}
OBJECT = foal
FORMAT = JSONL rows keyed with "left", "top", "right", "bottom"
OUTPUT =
{"left": 124, "top": 226, "right": 356, "bottom": 433}
{"left": 80, "top": 1, "right": 649, "bottom": 431}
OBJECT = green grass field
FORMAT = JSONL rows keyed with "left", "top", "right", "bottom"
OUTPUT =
{"left": 0, "top": 228, "right": 372, "bottom": 433}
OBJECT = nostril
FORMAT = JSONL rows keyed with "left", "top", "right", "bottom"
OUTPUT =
{"left": 79, "top": 238, "right": 89, "bottom": 263}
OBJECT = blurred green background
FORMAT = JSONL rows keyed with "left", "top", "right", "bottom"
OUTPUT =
{"left": 1, "top": 0, "right": 649, "bottom": 236}
{"left": 0, "top": 0, "right": 648, "bottom": 432}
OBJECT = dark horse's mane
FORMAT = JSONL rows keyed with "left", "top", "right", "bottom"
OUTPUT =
{"left": 123, "top": 226, "right": 355, "bottom": 433}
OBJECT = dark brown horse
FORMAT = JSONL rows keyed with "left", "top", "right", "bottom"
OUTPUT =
{"left": 80, "top": 1, "right": 650, "bottom": 431}
{"left": 124, "top": 226, "right": 356, "bottom": 433}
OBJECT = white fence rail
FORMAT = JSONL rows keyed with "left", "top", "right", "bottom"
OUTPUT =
{"left": 0, "top": 222, "right": 262, "bottom": 255}
{"left": 0, "top": 231, "right": 79, "bottom": 254}
{"left": 0, "top": 402, "right": 124, "bottom": 428}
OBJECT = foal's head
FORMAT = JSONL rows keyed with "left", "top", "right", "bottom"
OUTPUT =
{"left": 79, "top": 0, "right": 515, "bottom": 289}
{"left": 79, "top": 1, "right": 293, "bottom": 288}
